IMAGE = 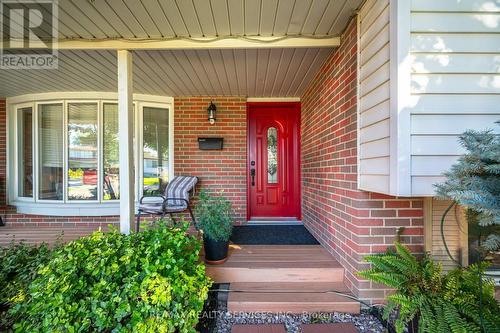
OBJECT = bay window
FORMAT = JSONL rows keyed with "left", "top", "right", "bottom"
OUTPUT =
{"left": 10, "top": 94, "right": 173, "bottom": 215}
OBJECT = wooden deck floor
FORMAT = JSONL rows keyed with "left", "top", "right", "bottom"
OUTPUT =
{"left": 204, "top": 244, "right": 345, "bottom": 283}
{"left": 204, "top": 244, "right": 360, "bottom": 314}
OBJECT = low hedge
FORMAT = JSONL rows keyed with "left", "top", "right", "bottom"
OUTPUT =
{"left": 9, "top": 221, "right": 211, "bottom": 333}
{"left": 0, "top": 242, "right": 55, "bottom": 330}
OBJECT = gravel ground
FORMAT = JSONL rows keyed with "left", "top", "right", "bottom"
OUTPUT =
{"left": 214, "top": 309, "right": 386, "bottom": 332}
{"left": 198, "top": 285, "right": 387, "bottom": 333}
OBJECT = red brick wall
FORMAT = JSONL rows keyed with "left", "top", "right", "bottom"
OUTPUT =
{"left": 1, "top": 205, "right": 119, "bottom": 227}
{"left": 174, "top": 97, "right": 247, "bottom": 223}
{"left": 0, "top": 99, "right": 6, "bottom": 207}
{"left": 300, "top": 19, "right": 424, "bottom": 303}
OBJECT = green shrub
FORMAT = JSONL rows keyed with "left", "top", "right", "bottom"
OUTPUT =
{"left": 195, "top": 190, "right": 234, "bottom": 242}
{"left": 11, "top": 222, "right": 211, "bottom": 333}
{"left": 359, "top": 242, "right": 500, "bottom": 333}
{"left": 0, "top": 242, "right": 55, "bottom": 329}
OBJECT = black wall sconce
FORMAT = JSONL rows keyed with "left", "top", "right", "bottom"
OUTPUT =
{"left": 207, "top": 101, "right": 216, "bottom": 125}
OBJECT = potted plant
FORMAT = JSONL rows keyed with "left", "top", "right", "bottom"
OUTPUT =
{"left": 195, "top": 190, "right": 233, "bottom": 264}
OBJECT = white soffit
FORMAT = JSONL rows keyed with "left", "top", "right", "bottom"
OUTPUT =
{"left": 9, "top": 0, "right": 362, "bottom": 41}
{"left": 0, "top": 48, "right": 333, "bottom": 97}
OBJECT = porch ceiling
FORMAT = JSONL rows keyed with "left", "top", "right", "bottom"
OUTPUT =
{"left": 0, "top": 48, "right": 333, "bottom": 97}
{"left": 11, "top": 0, "right": 362, "bottom": 40}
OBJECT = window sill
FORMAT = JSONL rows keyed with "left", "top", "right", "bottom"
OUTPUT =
{"left": 11, "top": 201, "right": 135, "bottom": 216}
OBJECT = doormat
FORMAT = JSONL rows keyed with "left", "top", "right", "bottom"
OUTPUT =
{"left": 230, "top": 225, "right": 319, "bottom": 245}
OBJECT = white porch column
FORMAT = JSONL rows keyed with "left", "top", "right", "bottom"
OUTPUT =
{"left": 117, "top": 50, "right": 134, "bottom": 234}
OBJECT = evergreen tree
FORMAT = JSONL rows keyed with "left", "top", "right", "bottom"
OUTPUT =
{"left": 435, "top": 122, "right": 500, "bottom": 252}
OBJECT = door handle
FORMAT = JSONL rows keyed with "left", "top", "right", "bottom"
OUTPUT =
{"left": 250, "top": 168, "right": 256, "bottom": 186}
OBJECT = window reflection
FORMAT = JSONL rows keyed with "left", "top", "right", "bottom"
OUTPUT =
{"left": 18, "top": 107, "right": 33, "bottom": 197}
{"left": 103, "top": 103, "right": 120, "bottom": 200}
{"left": 67, "top": 103, "right": 98, "bottom": 200}
{"left": 143, "top": 107, "right": 169, "bottom": 195}
{"left": 468, "top": 210, "right": 500, "bottom": 269}
{"left": 102, "top": 103, "right": 136, "bottom": 200}
{"left": 39, "top": 104, "right": 63, "bottom": 200}
{"left": 267, "top": 127, "right": 278, "bottom": 184}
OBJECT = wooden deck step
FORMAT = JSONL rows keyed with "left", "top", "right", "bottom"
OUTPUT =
{"left": 231, "top": 324, "right": 286, "bottom": 333}
{"left": 228, "top": 282, "right": 360, "bottom": 314}
{"left": 301, "top": 323, "right": 358, "bottom": 333}
{"left": 205, "top": 245, "right": 345, "bottom": 283}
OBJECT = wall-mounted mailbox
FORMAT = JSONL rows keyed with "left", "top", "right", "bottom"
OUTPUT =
{"left": 198, "top": 137, "right": 223, "bottom": 150}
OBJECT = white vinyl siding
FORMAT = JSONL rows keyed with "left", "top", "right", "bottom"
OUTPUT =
{"left": 409, "top": 0, "right": 500, "bottom": 196}
{"left": 355, "top": 0, "right": 499, "bottom": 197}
{"left": 424, "top": 198, "right": 468, "bottom": 271}
{"left": 358, "top": 0, "right": 391, "bottom": 194}
{"left": 410, "top": 34, "right": 500, "bottom": 53}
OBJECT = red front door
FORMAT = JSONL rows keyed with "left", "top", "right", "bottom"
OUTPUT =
{"left": 247, "top": 102, "right": 301, "bottom": 220}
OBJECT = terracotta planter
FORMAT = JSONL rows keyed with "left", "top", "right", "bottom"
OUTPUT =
{"left": 203, "top": 237, "right": 229, "bottom": 264}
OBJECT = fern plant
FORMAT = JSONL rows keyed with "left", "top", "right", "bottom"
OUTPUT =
{"left": 359, "top": 242, "right": 500, "bottom": 333}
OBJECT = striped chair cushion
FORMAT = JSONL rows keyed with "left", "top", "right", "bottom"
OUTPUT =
{"left": 139, "top": 202, "right": 186, "bottom": 214}
{"left": 164, "top": 176, "right": 198, "bottom": 208}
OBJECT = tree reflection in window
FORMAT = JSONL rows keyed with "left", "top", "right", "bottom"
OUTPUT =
{"left": 67, "top": 103, "right": 98, "bottom": 201}
{"left": 143, "top": 107, "right": 169, "bottom": 195}
{"left": 267, "top": 127, "right": 278, "bottom": 184}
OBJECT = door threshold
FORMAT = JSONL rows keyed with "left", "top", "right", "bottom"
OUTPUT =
{"left": 247, "top": 218, "right": 302, "bottom": 225}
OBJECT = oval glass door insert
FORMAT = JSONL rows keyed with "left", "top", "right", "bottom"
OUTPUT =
{"left": 267, "top": 127, "right": 278, "bottom": 184}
